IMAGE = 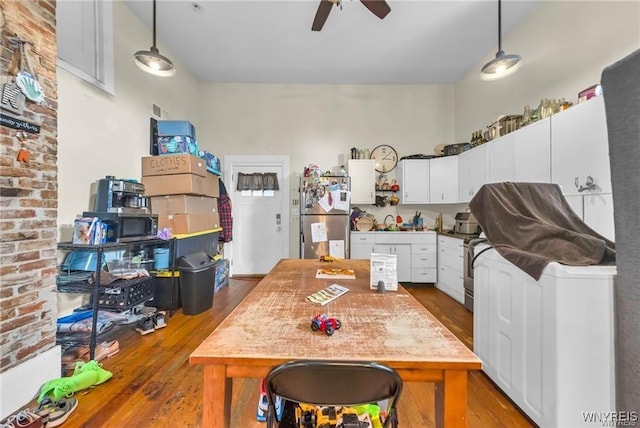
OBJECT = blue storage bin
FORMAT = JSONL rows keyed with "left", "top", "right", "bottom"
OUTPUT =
{"left": 158, "top": 120, "right": 196, "bottom": 139}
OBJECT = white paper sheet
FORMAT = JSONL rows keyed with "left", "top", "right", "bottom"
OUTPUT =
{"left": 317, "top": 193, "right": 333, "bottom": 213}
{"left": 370, "top": 253, "right": 398, "bottom": 291}
{"left": 329, "top": 240, "right": 345, "bottom": 259}
{"left": 311, "top": 222, "right": 328, "bottom": 243}
{"left": 331, "top": 190, "right": 350, "bottom": 211}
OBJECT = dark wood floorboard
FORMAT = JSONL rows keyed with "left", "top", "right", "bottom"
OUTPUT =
{"left": 25, "top": 279, "right": 535, "bottom": 427}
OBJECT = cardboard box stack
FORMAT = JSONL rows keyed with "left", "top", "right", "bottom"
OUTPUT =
{"left": 142, "top": 153, "right": 220, "bottom": 235}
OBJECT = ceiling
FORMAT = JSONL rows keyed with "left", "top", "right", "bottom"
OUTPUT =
{"left": 124, "top": 0, "right": 539, "bottom": 85}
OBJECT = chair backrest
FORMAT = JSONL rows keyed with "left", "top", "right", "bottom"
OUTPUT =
{"left": 265, "top": 360, "right": 402, "bottom": 426}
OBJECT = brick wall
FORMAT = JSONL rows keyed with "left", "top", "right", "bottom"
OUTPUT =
{"left": 0, "top": 1, "right": 58, "bottom": 373}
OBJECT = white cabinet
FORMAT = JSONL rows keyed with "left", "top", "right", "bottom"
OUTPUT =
{"left": 474, "top": 245, "right": 616, "bottom": 427}
{"left": 565, "top": 193, "right": 615, "bottom": 241}
{"left": 436, "top": 235, "right": 465, "bottom": 304}
{"left": 350, "top": 233, "right": 376, "bottom": 259}
{"left": 410, "top": 233, "right": 437, "bottom": 283}
{"left": 397, "top": 159, "right": 430, "bottom": 204}
{"left": 551, "top": 97, "right": 611, "bottom": 196}
{"left": 458, "top": 145, "right": 488, "bottom": 203}
{"left": 348, "top": 159, "right": 376, "bottom": 205}
{"left": 488, "top": 118, "right": 551, "bottom": 184}
{"left": 374, "top": 234, "right": 411, "bottom": 283}
{"left": 429, "top": 156, "right": 459, "bottom": 204}
{"left": 551, "top": 97, "right": 614, "bottom": 239}
{"left": 350, "top": 232, "right": 436, "bottom": 283}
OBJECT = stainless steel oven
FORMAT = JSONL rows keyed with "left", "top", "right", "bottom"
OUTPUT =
{"left": 464, "top": 237, "right": 488, "bottom": 312}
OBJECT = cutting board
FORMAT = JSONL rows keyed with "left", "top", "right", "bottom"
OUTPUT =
{"left": 315, "top": 268, "right": 356, "bottom": 279}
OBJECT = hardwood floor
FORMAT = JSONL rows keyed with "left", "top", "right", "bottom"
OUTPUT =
{"left": 34, "top": 278, "right": 535, "bottom": 427}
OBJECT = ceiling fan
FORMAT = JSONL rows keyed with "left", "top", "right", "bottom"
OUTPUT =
{"left": 312, "top": 0, "right": 391, "bottom": 31}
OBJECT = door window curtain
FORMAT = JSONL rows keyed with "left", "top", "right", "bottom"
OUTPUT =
{"left": 237, "top": 173, "right": 279, "bottom": 195}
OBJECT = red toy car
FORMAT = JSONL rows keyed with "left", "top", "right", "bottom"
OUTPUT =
{"left": 311, "top": 313, "right": 342, "bottom": 336}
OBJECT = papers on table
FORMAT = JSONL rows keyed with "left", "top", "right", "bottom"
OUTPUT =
{"left": 370, "top": 253, "right": 398, "bottom": 291}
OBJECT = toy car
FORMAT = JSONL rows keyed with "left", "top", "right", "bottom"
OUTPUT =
{"left": 311, "top": 313, "right": 342, "bottom": 336}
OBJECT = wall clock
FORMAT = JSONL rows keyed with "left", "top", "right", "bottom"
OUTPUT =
{"left": 370, "top": 144, "right": 398, "bottom": 173}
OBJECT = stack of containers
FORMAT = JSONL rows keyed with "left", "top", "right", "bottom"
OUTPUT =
{"left": 141, "top": 153, "right": 220, "bottom": 234}
{"left": 142, "top": 120, "right": 220, "bottom": 235}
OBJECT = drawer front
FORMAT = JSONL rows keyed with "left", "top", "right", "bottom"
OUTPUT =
{"left": 437, "top": 265, "right": 464, "bottom": 289}
{"left": 411, "top": 253, "right": 437, "bottom": 268}
{"left": 375, "top": 233, "right": 410, "bottom": 244}
{"left": 351, "top": 233, "right": 376, "bottom": 244}
{"left": 438, "top": 246, "right": 464, "bottom": 271}
{"left": 411, "top": 232, "right": 437, "bottom": 244}
{"left": 438, "top": 235, "right": 464, "bottom": 250}
{"left": 411, "top": 268, "right": 437, "bottom": 283}
{"left": 411, "top": 243, "right": 437, "bottom": 255}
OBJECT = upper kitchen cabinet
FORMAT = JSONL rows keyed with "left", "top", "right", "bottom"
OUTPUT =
{"left": 551, "top": 97, "right": 611, "bottom": 197}
{"left": 458, "top": 145, "right": 488, "bottom": 203}
{"left": 487, "top": 118, "right": 551, "bottom": 184}
{"left": 348, "top": 159, "right": 375, "bottom": 205}
{"left": 430, "top": 156, "right": 459, "bottom": 204}
{"left": 397, "top": 159, "right": 430, "bottom": 204}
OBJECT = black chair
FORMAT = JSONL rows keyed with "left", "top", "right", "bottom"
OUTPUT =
{"left": 264, "top": 360, "right": 403, "bottom": 428}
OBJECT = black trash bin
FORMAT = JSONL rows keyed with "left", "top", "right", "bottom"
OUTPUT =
{"left": 177, "top": 251, "right": 216, "bottom": 315}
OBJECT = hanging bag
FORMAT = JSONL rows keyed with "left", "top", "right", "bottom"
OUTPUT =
{"left": 15, "top": 40, "right": 44, "bottom": 103}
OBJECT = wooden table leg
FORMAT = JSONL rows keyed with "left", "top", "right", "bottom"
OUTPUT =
{"left": 202, "top": 364, "right": 232, "bottom": 428}
{"left": 435, "top": 369, "right": 468, "bottom": 428}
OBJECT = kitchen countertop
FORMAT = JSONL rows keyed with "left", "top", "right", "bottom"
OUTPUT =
{"left": 439, "top": 230, "right": 482, "bottom": 241}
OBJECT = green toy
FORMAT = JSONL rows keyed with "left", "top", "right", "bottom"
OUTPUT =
{"left": 36, "top": 360, "right": 112, "bottom": 403}
{"left": 353, "top": 404, "right": 383, "bottom": 428}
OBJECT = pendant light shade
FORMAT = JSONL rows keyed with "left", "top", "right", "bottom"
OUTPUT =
{"left": 134, "top": 0, "right": 175, "bottom": 77}
{"left": 481, "top": 0, "right": 521, "bottom": 80}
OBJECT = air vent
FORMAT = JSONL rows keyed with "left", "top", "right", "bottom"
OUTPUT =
{"left": 152, "top": 103, "right": 161, "bottom": 118}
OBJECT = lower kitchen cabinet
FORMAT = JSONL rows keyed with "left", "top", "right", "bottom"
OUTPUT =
{"left": 374, "top": 242, "right": 411, "bottom": 283}
{"left": 436, "top": 234, "right": 465, "bottom": 304}
{"left": 350, "top": 233, "right": 376, "bottom": 259}
{"left": 350, "top": 231, "right": 437, "bottom": 283}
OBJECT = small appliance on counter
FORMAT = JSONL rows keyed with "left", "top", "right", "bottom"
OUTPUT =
{"left": 84, "top": 176, "right": 158, "bottom": 242}
{"left": 453, "top": 212, "right": 481, "bottom": 235}
{"left": 443, "top": 143, "right": 472, "bottom": 157}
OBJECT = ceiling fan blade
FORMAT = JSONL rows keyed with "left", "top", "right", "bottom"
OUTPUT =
{"left": 360, "top": 0, "right": 391, "bottom": 20}
{"left": 312, "top": 0, "right": 334, "bottom": 31}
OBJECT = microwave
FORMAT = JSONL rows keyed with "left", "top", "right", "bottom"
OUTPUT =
{"left": 83, "top": 211, "right": 158, "bottom": 242}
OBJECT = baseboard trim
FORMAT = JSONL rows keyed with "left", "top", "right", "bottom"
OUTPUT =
{"left": 0, "top": 346, "right": 61, "bottom": 419}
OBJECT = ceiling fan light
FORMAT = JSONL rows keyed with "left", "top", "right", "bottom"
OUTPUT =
{"left": 134, "top": 46, "right": 176, "bottom": 77}
{"left": 481, "top": 51, "right": 521, "bottom": 79}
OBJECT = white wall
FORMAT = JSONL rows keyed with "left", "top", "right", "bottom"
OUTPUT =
{"left": 56, "top": 1, "right": 202, "bottom": 314}
{"left": 57, "top": 1, "right": 202, "bottom": 240}
{"left": 454, "top": 1, "right": 640, "bottom": 143}
{"left": 197, "top": 83, "right": 455, "bottom": 172}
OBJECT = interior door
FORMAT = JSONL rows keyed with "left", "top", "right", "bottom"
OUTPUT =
{"left": 226, "top": 156, "right": 290, "bottom": 275}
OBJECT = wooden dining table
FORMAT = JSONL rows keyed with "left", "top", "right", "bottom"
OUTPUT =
{"left": 190, "top": 259, "right": 482, "bottom": 427}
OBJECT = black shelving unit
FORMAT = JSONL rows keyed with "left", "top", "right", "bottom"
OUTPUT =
{"left": 57, "top": 238, "right": 167, "bottom": 360}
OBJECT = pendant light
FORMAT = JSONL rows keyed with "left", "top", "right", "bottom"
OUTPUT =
{"left": 134, "top": 0, "right": 176, "bottom": 77}
{"left": 481, "top": 0, "right": 521, "bottom": 80}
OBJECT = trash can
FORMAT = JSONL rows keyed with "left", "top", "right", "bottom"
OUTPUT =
{"left": 177, "top": 251, "right": 216, "bottom": 315}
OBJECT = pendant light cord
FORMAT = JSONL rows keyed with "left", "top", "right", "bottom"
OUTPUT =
{"left": 497, "top": 0, "right": 502, "bottom": 52}
{"left": 152, "top": 0, "right": 157, "bottom": 49}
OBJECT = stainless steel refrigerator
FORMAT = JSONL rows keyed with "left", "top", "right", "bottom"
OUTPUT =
{"left": 300, "top": 175, "right": 350, "bottom": 259}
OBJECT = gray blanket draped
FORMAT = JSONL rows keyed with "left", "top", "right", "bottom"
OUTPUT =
{"left": 469, "top": 182, "right": 616, "bottom": 280}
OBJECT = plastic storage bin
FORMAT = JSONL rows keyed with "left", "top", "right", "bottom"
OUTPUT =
{"left": 149, "top": 271, "right": 181, "bottom": 310}
{"left": 177, "top": 251, "right": 215, "bottom": 315}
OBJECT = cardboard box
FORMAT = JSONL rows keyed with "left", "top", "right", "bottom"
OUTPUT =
{"left": 143, "top": 173, "right": 219, "bottom": 197}
{"left": 150, "top": 195, "right": 218, "bottom": 216}
{"left": 158, "top": 120, "right": 196, "bottom": 139}
{"left": 142, "top": 154, "right": 207, "bottom": 177}
{"left": 157, "top": 136, "right": 198, "bottom": 156}
{"left": 158, "top": 212, "right": 220, "bottom": 234}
